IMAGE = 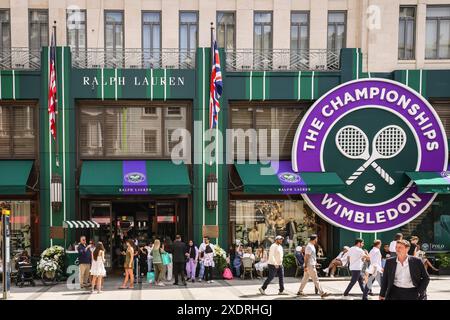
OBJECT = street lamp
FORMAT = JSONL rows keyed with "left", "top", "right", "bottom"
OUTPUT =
{"left": 50, "top": 174, "right": 62, "bottom": 211}
{"left": 206, "top": 173, "right": 218, "bottom": 210}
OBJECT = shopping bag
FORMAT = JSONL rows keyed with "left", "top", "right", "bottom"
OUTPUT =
{"left": 223, "top": 267, "right": 233, "bottom": 280}
{"left": 147, "top": 271, "right": 155, "bottom": 284}
{"left": 162, "top": 252, "right": 172, "bottom": 266}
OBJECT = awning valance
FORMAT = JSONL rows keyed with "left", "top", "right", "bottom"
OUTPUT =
{"left": 406, "top": 171, "right": 450, "bottom": 193}
{"left": 234, "top": 161, "right": 345, "bottom": 194}
{"left": 63, "top": 220, "right": 100, "bottom": 229}
{"left": 79, "top": 160, "right": 191, "bottom": 195}
{"left": 0, "top": 160, "right": 33, "bottom": 195}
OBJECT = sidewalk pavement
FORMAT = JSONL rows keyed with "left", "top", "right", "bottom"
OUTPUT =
{"left": 6, "top": 275, "right": 450, "bottom": 300}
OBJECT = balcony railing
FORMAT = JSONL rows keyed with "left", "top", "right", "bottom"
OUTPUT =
{"left": 0, "top": 48, "right": 41, "bottom": 70}
{"left": 225, "top": 49, "right": 340, "bottom": 72}
{"left": 71, "top": 48, "right": 196, "bottom": 69}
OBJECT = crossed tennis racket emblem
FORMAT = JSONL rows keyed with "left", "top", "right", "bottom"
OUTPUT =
{"left": 335, "top": 125, "right": 407, "bottom": 186}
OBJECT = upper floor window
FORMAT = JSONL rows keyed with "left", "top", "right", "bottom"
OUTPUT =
{"left": 398, "top": 6, "right": 416, "bottom": 60}
{"left": 291, "top": 12, "right": 309, "bottom": 51}
{"left": 142, "top": 12, "right": 161, "bottom": 68}
{"left": 105, "top": 11, "right": 124, "bottom": 51}
{"left": 0, "top": 10, "right": 11, "bottom": 51}
{"left": 327, "top": 11, "right": 346, "bottom": 53}
{"left": 254, "top": 12, "right": 273, "bottom": 50}
{"left": 426, "top": 6, "right": 450, "bottom": 59}
{"left": 217, "top": 12, "right": 235, "bottom": 50}
{"left": 0, "top": 104, "right": 36, "bottom": 158}
{"left": 67, "top": 9, "right": 86, "bottom": 51}
{"left": 433, "top": 103, "right": 450, "bottom": 137}
{"left": 79, "top": 104, "right": 189, "bottom": 159}
{"left": 180, "top": 12, "right": 198, "bottom": 59}
{"left": 29, "top": 10, "right": 48, "bottom": 50}
{"left": 230, "top": 105, "right": 305, "bottom": 160}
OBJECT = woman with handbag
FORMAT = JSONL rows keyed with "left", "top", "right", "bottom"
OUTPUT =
{"left": 151, "top": 239, "right": 166, "bottom": 286}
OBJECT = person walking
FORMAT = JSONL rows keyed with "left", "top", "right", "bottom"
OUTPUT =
{"left": 163, "top": 236, "right": 174, "bottom": 282}
{"left": 363, "top": 240, "right": 383, "bottom": 300}
{"left": 258, "top": 235, "right": 286, "bottom": 295}
{"left": 198, "top": 237, "right": 215, "bottom": 282}
{"left": 90, "top": 242, "right": 106, "bottom": 294}
{"left": 151, "top": 239, "right": 166, "bottom": 286}
{"left": 380, "top": 240, "right": 430, "bottom": 300}
{"left": 119, "top": 239, "right": 135, "bottom": 289}
{"left": 297, "top": 234, "right": 330, "bottom": 298}
{"left": 203, "top": 237, "right": 215, "bottom": 284}
{"left": 389, "top": 233, "right": 403, "bottom": 258}
{"left": 77, "top": 236, "right": 92, "bottom": 289}
{"left": 185, "top": 240, "right": 199, "bottom": 283}
{"left": 342, "top": 238, "right": 369, "bottom": 299}
{"left": 172, "top": 235, "right": 187, "bottom": 286}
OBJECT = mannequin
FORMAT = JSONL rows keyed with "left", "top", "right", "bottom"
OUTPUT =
{"left": 285, "top": 218, "right": 298, "bottom": 252}
{"left": 255, "top": 206, "right": 266, "bottom": 243}
{"left": 248, "top": 227, "right": 260, "bottom": 250}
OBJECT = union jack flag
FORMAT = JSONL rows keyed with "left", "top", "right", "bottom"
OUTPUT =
{"left": 209, "top": 38, "right": 223, "bottom": 129}
{"left": 48, "top": 28, "right": 57, "bottom": 140}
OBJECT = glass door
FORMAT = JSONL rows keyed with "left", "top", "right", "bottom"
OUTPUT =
{"left": 89, "top": 202, "right": 112, "bottom": 269}
{"left": 156, "top": 201, "right": 177, "bottom": 240}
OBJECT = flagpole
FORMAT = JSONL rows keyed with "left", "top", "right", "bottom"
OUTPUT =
{"left": 53, "top": 21, "right": 60, "bottom": 167}
{"left": 210, "top": 22, "right": 214, "bottom": 168}
{"left": 211, "top": 22, "right": 219, "bottom": 232}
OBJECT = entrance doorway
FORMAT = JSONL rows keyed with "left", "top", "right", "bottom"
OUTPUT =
{"left": 84, "top": 198, "right": 188, "bottom": 270}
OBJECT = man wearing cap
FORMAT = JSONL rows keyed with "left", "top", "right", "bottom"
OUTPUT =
{"left": 297, "top": 234, "right": 330, "bottom": 298}
{"left": 259, "top": 235, "right": 286, "bottom": 295}
{"left": 323, "top": 246, "right": 350, "bottom": 277}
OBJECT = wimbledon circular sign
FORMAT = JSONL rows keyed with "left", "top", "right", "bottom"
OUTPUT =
{"left": 292, "top": 78, "right": 448, "bottom": 232}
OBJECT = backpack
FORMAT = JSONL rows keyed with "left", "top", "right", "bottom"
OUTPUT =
{"left": 223, "top": 267, "right": 233, "bottom": 280}
{"left": 205, "top": 244, "right": 213, "bottom": 254}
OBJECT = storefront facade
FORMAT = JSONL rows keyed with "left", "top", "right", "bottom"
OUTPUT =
{"left": 1, "top": 47, "right": 450, "bottom": 262}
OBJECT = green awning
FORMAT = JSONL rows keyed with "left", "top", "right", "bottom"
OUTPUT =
{"left": 235, "top": 161, "right": 345, "bottom": 194}
{"left": 406, "top": 171, "right": 450, "bottom": 193}
{"left": 0, "top": 160, "right": 33, "bottom": 195}
{"left": 79, "top": 160, "right": 191, "bottom": 195}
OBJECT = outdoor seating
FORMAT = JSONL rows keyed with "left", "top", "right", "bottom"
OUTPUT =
{"left": 241, "top": 257, "right": 254, "bottom": 280}
{"left": 336, "top": 265, "right": 351, "bottom": 277}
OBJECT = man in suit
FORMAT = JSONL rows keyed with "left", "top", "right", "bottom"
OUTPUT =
{"left": 380, "top": 239, "right": 430, "bottom": 300}
{"left": 172, "top": 234, "right": 187, "bottom": 286}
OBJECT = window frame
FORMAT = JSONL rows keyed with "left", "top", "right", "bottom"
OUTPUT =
{"left": 141, "top": 11, "right": 162, "bottom": 52}
{"left": 104, "top": 10, "right": 125, "bottom": 53}
{"left": 327, "top": 11, "right": 347, "bottom": 53}
{"left": 425, "top": 5, "right": 450, "bottom": 60}
{"left": 253, "top": 11, "right": 273, "bottom": 51}
{"left": 290, "top": 11, "right": 310, "bottom": 51}
{"left": 398, "top": 6, "right": 416, "bottom": 60}
{"left": 228, "top": 101, "right": 308, "bottom": 160}
{"left": 179, "top": 11, "right": 199, "bottom": 53}
{"left": 216, "top": 11, "right": 236, "bottom": 50}
{"left": 66, "top": 9, "right": 87, "bottom": 52}
{"left": 0, "top": 9, "right": 11, "bottom": 51}
{"left": 76, "top": 100, "right": 192, "bottom": 160}
{"left": 0, "top": 100, "right": 39, "bottom": 160}
{"left": 28, "top": 9, "right": 49, "bottom": 50}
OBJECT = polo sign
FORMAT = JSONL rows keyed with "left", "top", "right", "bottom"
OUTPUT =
{"left": 293, "top": 78, "right": 448, "bottom": 232}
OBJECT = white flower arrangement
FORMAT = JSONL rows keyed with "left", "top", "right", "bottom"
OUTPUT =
{"left": 37, "top": 258, "right": 59, "bottom": 273}
{"left": 213, "top": 245, "right": 227, "bottom": 259}
{"left": 37, "top": 245, "right": 65, "bottom": 275}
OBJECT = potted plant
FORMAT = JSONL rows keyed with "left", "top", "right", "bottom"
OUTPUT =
{"left": 437, "top": 254, "right": 450, "bottom": 275}
{"left": 283, "top": 253, "right": 297, "bottom": 277}
{"left": 37, "top": 245, "right": 65, "bottom": 281}
{"left": 213, "top": 245, "right": 228, "bottom": 276}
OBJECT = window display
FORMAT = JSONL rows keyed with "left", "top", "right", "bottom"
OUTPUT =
{"left": 0, "top": 201, "right": 32, "bottom": 256}
{"left": 230, "top": 200, "right": 317, "bottom": 251}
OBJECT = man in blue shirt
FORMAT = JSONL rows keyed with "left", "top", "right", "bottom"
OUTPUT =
{"left": 77, "top": 236, "right": 92, "bottom": 289}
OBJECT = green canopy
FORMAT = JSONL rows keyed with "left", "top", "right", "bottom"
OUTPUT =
{"left": 234, "top": 161, "right": 345, "bottom": 194}
{"left": 0, "top": 160, "right": 33, "bottom": 195}
{"left": 406, "top": 171, "right": 450, "bottom": 193}
{"left": 79, "top": 160, "right": 191, "bottom": 195}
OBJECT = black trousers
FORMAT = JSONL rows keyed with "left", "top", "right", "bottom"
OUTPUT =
{"left": 261, "top": 264, "right": 285, "bottom": 292}
{"left": 173, "top": 262, "right": 186, "bottom": 284}
{"left": 388, "top": 286, "right": 419, "bottom": 300}
{"left": 204, "top": 266, "right": 213, "bottom": 281}
{"left": 344, "top": 270, "right": 365, "bottom": 296}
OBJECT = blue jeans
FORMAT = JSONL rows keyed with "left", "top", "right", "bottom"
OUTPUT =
{"left": 261, "top": 264, "right": 284, "bottom": 292}
{"left": 344, "top": 270, "right": 365, "bottom": 296}
{"left": 233, "top": 258, "right": 241, "bottom": 277}
{"left": 198, "top": 260, "right": 205, "bottom": 279}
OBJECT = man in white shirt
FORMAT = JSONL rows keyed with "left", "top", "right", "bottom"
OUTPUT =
{"left": 389, "top": 233, "right": 403, "bottom": 257}
{"left": 259, "top": 236, "right": 286, "bottom": 295}
{"left": 343, "top": 238, "right": 369, "bottom": 299}
{"left": 297, "top": 234, "right": 330, "bottom": 298}
{"left": 362, "top": 239, "right": 383, "bottom": 300}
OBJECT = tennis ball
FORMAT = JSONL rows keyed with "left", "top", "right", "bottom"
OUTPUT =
{"left": 365, "top": 183, "right": 376, "bottom": 194}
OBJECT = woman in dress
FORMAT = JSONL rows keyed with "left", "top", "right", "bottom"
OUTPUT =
{"left": 119, "top": 239, "right": 134, "bottom": 289}
{"left": 90, "top": 242, "right": 106, "bottom": 293}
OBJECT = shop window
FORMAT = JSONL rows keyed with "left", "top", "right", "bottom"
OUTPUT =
{"left": 0, "top": 105, "right": 36, "bottom": 158}
{"left": 230, "top": 105, "right": 305, "bottom": 159}
{"left": 79, "top": 104, "right": 188, "bottom": 159}
{"left": 229, "top": 200, "right": 318, "bottom": 251}
{"left": 0, "top": 201, "right": 33, "bottom": 256}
